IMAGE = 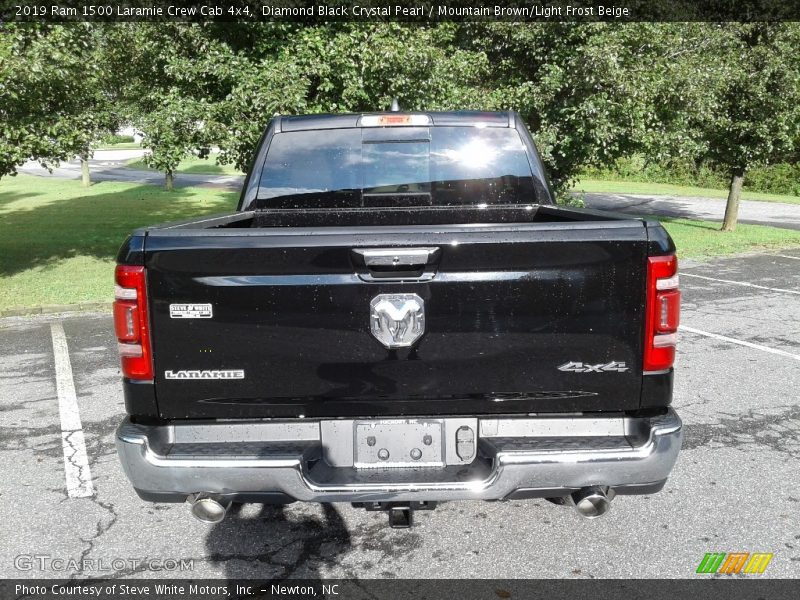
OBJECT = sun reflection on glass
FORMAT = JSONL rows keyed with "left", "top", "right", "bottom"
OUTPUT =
{"left": 441, "top": 140, "right": 498, "bottom": 170}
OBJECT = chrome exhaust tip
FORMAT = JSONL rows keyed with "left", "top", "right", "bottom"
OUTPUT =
{"left": 571, "top": 486, "right": 613, "bottom": 519}
{"left": 188, "top": 494, "right": 231, "bottom": 524}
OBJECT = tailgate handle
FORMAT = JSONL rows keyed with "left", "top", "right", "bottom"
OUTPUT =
{"left": 356, "top": 248, "right": 439, "bottom": 268}
{"left": 352, "top": 247, "right": 441, "bottom": 281}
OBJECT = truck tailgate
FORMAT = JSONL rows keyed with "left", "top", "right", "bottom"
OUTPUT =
{"left": 144, "top": 220, "right": 648, "bottom": 418}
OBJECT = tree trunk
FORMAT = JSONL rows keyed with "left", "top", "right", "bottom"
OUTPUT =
{"left": 80, "top": 155, "right": 91, "bottom": 187}
{"left": 165, "top": 170, "right": 174, "bottom": 191}
{"left": 721, "top": 167, "right": 745, "bottom": 232}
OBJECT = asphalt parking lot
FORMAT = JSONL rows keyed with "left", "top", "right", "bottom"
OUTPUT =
{"left": 2, "top": 250, "right": 799, "bottom": 580}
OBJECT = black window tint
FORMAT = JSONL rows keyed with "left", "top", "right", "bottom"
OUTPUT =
{"left": 362, "top": 141, "right": 431, "bottom": 193}
{"left": 256, "top": 126, "right": 536, "bottom": 208}
{"left": 258, "top": 129, "right": 361, "bottom": 200}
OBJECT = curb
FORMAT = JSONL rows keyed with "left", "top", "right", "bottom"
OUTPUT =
{"left": 0, "top": 302, "right": 112, "bottom": 318}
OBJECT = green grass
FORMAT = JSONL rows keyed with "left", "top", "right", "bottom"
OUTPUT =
{"left": 0, "top": 175, "right": 237, "bottom": 311}
{"left": 657, "top": 218, "right": 800, "bottom": 258}
{"left": 573, "top": 178, "right": 800, "bottom": 205}
{"left": 126, "top": 153, "right": 243, "bottom": 176}
{"left": 1, "top": 175, "right": 799, "bottom": 311}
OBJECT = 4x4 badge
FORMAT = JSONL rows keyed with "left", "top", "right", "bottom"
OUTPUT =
{"left": 558, "top": 361, "right": 629, "bottom": 373}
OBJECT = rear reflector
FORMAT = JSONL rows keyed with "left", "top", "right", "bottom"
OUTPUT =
{"left": 360, "top": 114, "right": 432, "bottom": 127}
{"left": 113, "top": 265, "right": 153, "bottom": 380}
{"left": 653, "top": 332, "right": 678, "bottom": 348}
{"left": 644, "top": 255, "right": 681, "bottom": 372}
{"left": 114, "top": 284, "right": 137, "bottom": 300}
{"left": 117, "top": 342, "right": 143, "bottom": 357}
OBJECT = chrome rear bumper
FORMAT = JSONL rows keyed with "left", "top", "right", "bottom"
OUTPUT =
{"left": 116, "top": 409, "right": 682, "bottom": 503}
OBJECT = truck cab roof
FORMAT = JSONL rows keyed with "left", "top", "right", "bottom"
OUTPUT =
{"left": 277, "top": 111, "right": 515, "bottom": 132}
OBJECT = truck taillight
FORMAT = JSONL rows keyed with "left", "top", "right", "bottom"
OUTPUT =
{"left": 113, "top": 265, "right": 153, "bottom": 380}
{"left": 644, "top": 255, "right": 681, "bottom": 372}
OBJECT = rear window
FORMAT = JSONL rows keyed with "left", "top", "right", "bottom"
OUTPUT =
{"left": 254, "top": 126, "right": 538, "bottom": 208}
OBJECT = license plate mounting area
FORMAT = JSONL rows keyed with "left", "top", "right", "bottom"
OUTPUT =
{"left": 354, "top": 419, "right": 444, "bottom": 469}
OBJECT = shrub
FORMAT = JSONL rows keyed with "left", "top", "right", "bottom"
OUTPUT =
{"left": 583, "top": 155, "right": 799, "bottom": 197}
{"left": 745, "top": 163, "right": 800, "bottom": 196}
{"left": 102, "top": 134, "right": 136, "bottom": 145}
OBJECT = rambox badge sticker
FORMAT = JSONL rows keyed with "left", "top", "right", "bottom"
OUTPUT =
{"left": 169, "top": 303, "right": 213, "bottom": 319}
{"left": 558, "top": 361, "right": 629, "bottom": 373}
{"left": 165, "top": 370, "right": 244, "bottom": 380}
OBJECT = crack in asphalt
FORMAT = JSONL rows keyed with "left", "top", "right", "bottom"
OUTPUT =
{"left": 70, "top": 498, "right": 120, "bottom": 580}
{"left": 62, "top": 429, "right": 94, "bottom": 492}
{"left": 682, "top": 405, "right": 800, "bottom": 458}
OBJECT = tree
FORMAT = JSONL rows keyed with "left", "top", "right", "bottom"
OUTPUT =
{"left": 467, "top": 21, "right": 800, "bottom": 221}
{"left": 73, "top": 27, "right": 124, "bottom": 186}
{"left": 697, "top": 24, "right": 800, "bottom": 231}
{"left": 105, "top": 23, "right": 239, "bottom": 189}
{"left": 7, "top": 21, "right": 796, "bottom": 214}
{"left": 212, "top": 23, "right": 492, "bottom": 172}
{"left": 453, "top": 24, "right": 642, "bottom": 197}
{"left": 137, "top": 93, "right": 211, "bottom": 191}
{"left": 0, "top": 24, "right": 118, "bottom": 183}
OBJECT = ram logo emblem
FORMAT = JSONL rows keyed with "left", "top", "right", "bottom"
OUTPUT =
{"left": 370, "top": 294, "right": 425, "bottom": 349}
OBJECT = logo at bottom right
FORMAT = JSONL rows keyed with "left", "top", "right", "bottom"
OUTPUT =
{"left": 696, "top": 552, "right": 774, "bottom": 574}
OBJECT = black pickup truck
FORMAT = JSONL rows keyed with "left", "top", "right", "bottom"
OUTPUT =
{"left": 114, "top": 110, "right": 682, "bottom": 527}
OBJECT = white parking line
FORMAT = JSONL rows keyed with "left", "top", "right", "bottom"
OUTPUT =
{"left": 680, "top": 325, "right": 800, "bottom": 362}
{"left": 50, "top": 322, "right": 94, "bottom": 498}
{"left": 680, "top": 273, "right": 800, "bottom": 295}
